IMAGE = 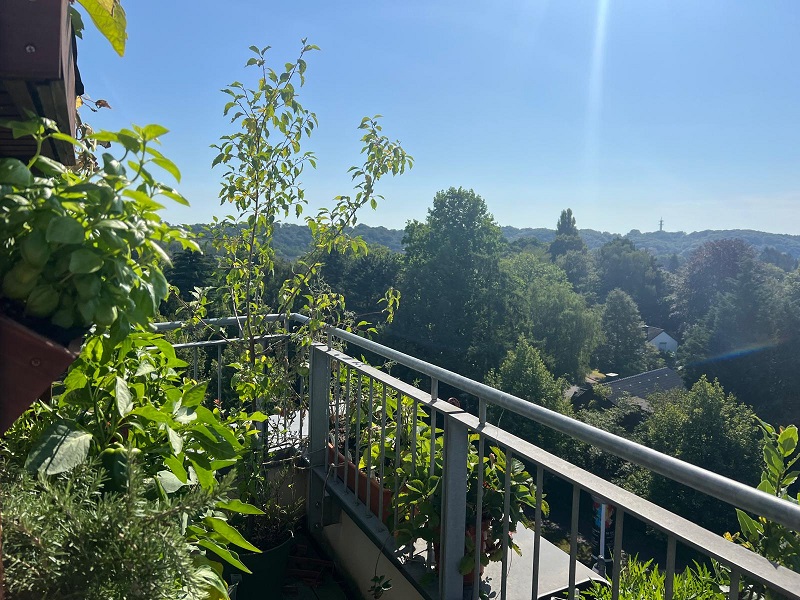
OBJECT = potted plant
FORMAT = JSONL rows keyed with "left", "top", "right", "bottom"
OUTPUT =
{"left": 228, "top": 452, "right": 305, "bottom": 599}
{"left": 394, "top": 440, "right": 546, "bottom": 584}
{"left": 0, "top": 117, "right": 196, "bottom": 431}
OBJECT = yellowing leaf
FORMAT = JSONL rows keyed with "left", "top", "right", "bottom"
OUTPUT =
{"left": 76, "top": 0, "right": 127, "bottom": 56}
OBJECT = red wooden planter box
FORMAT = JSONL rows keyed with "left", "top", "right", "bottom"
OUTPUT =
{"left": 327, "top": 443, "right": 393, "bottom": 521}
{"left": 0, "top": 315, "right": 78, "bottom": 433}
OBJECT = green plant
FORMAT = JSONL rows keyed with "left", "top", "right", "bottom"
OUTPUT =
{"left": 0, "top": 458, "right": 231, "bottom": 600}
{"left": 722, "top": 419, "right": 800, "bottom": 597}
{"left": 393, "top": 418, "right": 546, "bottom": 576}
{"left": 2, "top": 329, "right": 271, "bottom": 596}
{"left": 583, "top": 555, "right": 724, "bottom": 600}
{"left": 208, "top": 40, "right": 410, "bottom": 383}
{"left": 236, "top": 456, "right": 305, "bottom": 551}
{"left": 0, "top": 118, "right": 197, "bottom": 344}
{"left": 368, "top": 574, "right": 393, "bottom": 599}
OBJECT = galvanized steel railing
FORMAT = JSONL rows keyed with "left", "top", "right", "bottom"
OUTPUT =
{"left": 157, "top": 315, "right": 800, "bottom": 600}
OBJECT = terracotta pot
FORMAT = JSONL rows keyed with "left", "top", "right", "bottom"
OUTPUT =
{"left": 327, "top": 443, "right": 393, "bottom": 521}
{"left": 0, "top": 315, "right": 78, "bottom": 433}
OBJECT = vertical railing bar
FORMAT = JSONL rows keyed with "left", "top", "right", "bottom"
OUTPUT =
{"left": 429, "top": 375, "right": 438, "bottom": 563}
{"left": 665, "top": 535, "right": 676, "bottom": 600}
{"left": 299, "top": 346, "right": 306, "bottom": 448}
{"left": 332, "top": 359, "right": 340, "bottom": 466}
{"left": 500, "top": 448, "right": 512, "bottom": 600}
{"left": 282, "top": 344, "right": 288, "bottom": 441}
{"left": 531, "top": 465, "right": 543, "bottom": 600}
{"left": 366, "top": 376, "right": 374, "bottom": 518}
{"left": 378, "top": 383, "right": 388, "bottom": 528}
{"left": 217, "top": 345, "right": 222, "bottom": 408}
{"left": 568, "top": 485, "right": 580, "bottom": 598}
{"left": 192, "top": 346, "right": 198, "bottom": 379}
{"left": 354, "top": 371, "right": 362, "bottom": 505}
{"left": 393, "top": 387, "right": 402, "bottom": 533}
{"left": 728, "top": 569, "right": 740, "bottom": 600}
{"left": 411, "top": 398, "right": 418, "bottom": 473}
{"left": 306, "top": 346, "right": 330, "bottom": 533}
{"left": 343, "top": 366, "right": 351, "bottom": 500}
{"left": 440, "top": 415, "right": 468, "bottom": 600}
{"left": 408, "top": 394, "right": 416, "bottom": 561}
{"left": 472, "top": 431, "right": 485, "bottom": 599}
{"left": 611, "top": 508, "right": 624, "bottom": 600}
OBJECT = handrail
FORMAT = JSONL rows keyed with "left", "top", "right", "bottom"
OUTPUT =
{"left": 156, "top": 313, "right": 800, "bottom": 531}
{"left": 294, "top": 314, "right": 800, "bottom": 532}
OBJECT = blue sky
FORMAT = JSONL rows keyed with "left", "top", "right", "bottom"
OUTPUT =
{"left": 76, "top": 1, "right": 800, "bottom": 235}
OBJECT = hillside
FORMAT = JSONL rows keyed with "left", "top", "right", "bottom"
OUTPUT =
{"left": 180, "top": 222, "right": 800, "bottom": 261}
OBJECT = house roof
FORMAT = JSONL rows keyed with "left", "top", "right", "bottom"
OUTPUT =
{"left": 644, "top": 325, "right": 665, "bottom": 342}
{"left": 605, "top": 367, "right": 684, "bottom": 408}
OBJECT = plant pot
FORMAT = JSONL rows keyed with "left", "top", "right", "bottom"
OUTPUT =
{"left": 0, "top": 314, "right": 78, "bottom": 433}
{"left": 229, "top": 533, "right": 296, "bottom": 600}
{"left": 327, "top": 443, "right": 393, "bottom": 521}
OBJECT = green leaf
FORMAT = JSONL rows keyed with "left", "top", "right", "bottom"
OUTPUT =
{"left": 34, "top": 155, "right": 67, "bottom": 176}
{"left": 166, "top": 425, "right": 183, "bottom": 455}
{"left": 46, "top": 216, "right": 85, "bottom": 244}
{"left": 182, "top": 382, "right": 208, "bottom": 407}
{"left": 159, "top": 186, "right": 190, "bottom": 206}
{"left": 157, "top": 469, "right": 185, "bottom": 493}
{"left": 51, "top": 132, "right": 84, "bottom": 147}
{"left": 25, "top": 421, "right": 92, "bottom": 475}
{"left": 115, "top": 376, "right": 133, "bottom": 417}
{"left": 76, "top": 0, "right": 127, "bottom": 56}
{"left": 69, "top": 249, "right": 104, "bottom": 274}
{"left": 83, "top": 336, "right": 105, "bottom": 362}
{"left": 189, "top": 457, "right": 215, "bottom": 489}
{"left": 736, "top": 509, "right": 762, "bottom": 540}
{"left": 89, "top": 131, "right": 119, "bottom": 143}
{"left": 192, "top": 557, "right": 232, "bottom": 599}
{"left": 204, "top": 517, "right": 261, "bottom": 553}
{"left": 778, "top": 426, "right": 798, "bottom": 457}
{"left": 217, "top": 499, "right": 265, "bottom": 515}
{"left": 0, "top": 158, "right": 33, "bottom": 186}
{"left": 141, "top": 124, "right": 169, "bottom": 141}
{"left": 151, "top": 156, "right": 181, "bottom": 182}
{"left": 197, "top": 539, "right": 252, "bottom": 574}
{"left": 164, "top": 454, "right": 188, "bottom": 483}
{"left": 132, "top": 404, "right": 173, "bottom": 423}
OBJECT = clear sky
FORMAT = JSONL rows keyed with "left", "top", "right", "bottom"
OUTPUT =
{"left": 76, "top": 0, "right": 800, "bottom": 235}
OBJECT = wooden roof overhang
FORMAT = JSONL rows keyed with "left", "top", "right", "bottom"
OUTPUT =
{"left": 0, "top": 0, "right": 82, "bottom": 166}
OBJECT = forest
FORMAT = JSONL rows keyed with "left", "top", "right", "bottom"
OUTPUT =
{"left": 186, "top": 218, "right": 800, "bottom": 265}
{"left": 164, "top": 186, "right": 799, "bottom": 535}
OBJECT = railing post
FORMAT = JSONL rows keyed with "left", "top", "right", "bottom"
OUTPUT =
{"left": 307, "top": 344, "right": 331, "bottom": 534}
{"left": 440, "top": 416, "right": 469, "bottom": 600}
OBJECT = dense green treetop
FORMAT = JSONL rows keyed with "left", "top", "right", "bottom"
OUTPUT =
{"left": 501, "top": 252, "right": 600, "bottom": 382}
{"left": 486, "top": 336, "right": 572, "bottom": 454}
{"left": 632, "top": 376, "right": 761, "bottom": 532}
{"left": 390, "top": 187, "right": 506, "bottom": 379}
{"left": 596, "top": 237, "right": 670, "bottom": 327}
{"left": 595, "top": 289, "right": 647, "bottom": 377}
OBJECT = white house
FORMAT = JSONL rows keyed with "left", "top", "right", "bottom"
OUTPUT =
{"left": 644, "top": 326, "right": 678, "bottom": 353}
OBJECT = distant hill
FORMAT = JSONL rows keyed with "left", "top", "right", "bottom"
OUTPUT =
{"left": 179, "top": 222, "right": 800, "bottom": 262}
{"left": 503, "top": 226, "right": 800, "bottom": 261}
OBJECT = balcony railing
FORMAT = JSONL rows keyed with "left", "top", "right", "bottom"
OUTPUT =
{"left": 156, "top": 315, "right": 800, "bottom": 600}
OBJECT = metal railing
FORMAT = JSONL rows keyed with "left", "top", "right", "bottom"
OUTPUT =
{"left": 157, "top": 315, "right": 800, "bottom": 600}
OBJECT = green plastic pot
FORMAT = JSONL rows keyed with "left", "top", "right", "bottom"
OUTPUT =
{"left": 230, "top": 532, "right": 295, "bottom": 600}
